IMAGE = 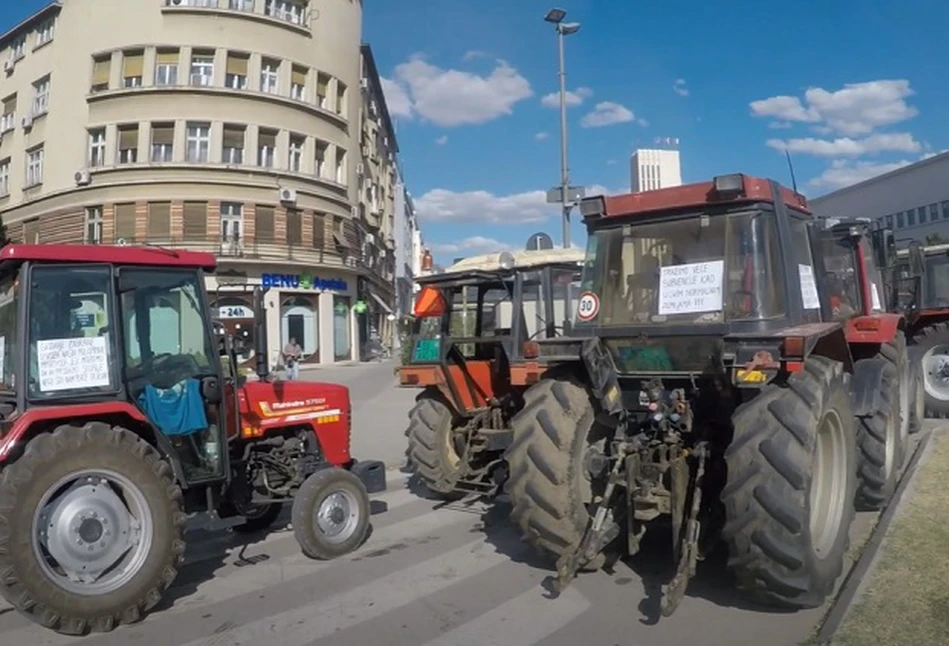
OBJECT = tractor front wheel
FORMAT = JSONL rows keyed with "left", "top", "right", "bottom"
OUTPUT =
{"left": 722, "top": 356, "right": 856, "bottom": 609}
{"left": 291, "top": 468, "right": 370, "bottom": 560}
{"left": 503, "top": 374, "right": 614, "bottom": 571}
{"left": 0, "top": 422, "right": 185, "bottom": 635}
{"left": 915, "top": 322, "right": 949, "bottom": 418}
{"left": 405, "top": 393, "right": 466, "bottom": 500}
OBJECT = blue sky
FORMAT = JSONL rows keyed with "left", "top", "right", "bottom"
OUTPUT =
{"left": 4, "top": 1, "right": 947, "bottom": 265}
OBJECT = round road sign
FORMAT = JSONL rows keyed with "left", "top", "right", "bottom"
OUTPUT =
{"left": 577, "top": 292, "right": 600, "bottom": 322}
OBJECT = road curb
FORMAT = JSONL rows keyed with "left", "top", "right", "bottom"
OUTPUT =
{"left": 813, "top": 428, "right": 937, "bottom": 645}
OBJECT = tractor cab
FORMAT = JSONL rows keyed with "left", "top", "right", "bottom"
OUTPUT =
{"left": 896, "top": 241, "right": 949, "bottom": 312}
{"left": 0, "top": 244, "right": 228, "bottom": 485}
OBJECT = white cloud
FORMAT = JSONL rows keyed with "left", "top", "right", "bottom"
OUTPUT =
{"left": 673, "top": 79, "right": 689, "bottom": 97}
{"left": 581, "top": 102, "right": 635, "bottom": 128}
{"left": 435, "top": 135, "right": 448, "bottom": 145}
{"left": 379, "top": 77, "right": 413, "bottom": 119}
{"left": 381, "top": 55, "right": 533, "bottom": 127}
{"left": 462, "top": 50, "right": 488, "bottom": 61}
{"left": 767, "top": 132, "right": 922, "bottom": 157}
{"left": 415, "top": 184, "right": 617, "bottom": 225}
{"left": 768, "top": 121, "right": 793, "bottom": 129}
{"left": 637, "top": 117, "right": 649, "bottom": 127}
{"left": 534, "top": 131, "right": 549, "bottom": 140}
{"left": 541, "top": 86, "right": 593, "bottom": 108}
{"left": 431, "top": 236, "right": 515, "bottom": 256}
{"left": 808, "top": 159, "right": 914, "bottom": 191}
{"left": 750, "top": 80, "right": 918, "bottom": 136}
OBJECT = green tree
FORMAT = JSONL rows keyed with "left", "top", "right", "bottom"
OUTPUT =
{"left": 926, "top": 233, "right": 946, "bottom": 245}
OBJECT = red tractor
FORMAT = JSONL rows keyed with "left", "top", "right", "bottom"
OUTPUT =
{"left": 501, "top": 175, "right": 915, "bottom": 616}
{"left": 0, "top": 244, "right": 385, "bottom": 635}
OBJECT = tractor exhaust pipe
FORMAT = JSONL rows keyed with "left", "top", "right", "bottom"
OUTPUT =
{"left": 253, "top": 286, "right": 269, "bottom": 381}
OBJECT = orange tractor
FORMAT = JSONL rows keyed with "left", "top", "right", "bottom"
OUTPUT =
{"left": 397, "top": 248, "right": 584, "bottom": 499}
{"left": 0, "top": 243, "right": 385, "bottom": 635}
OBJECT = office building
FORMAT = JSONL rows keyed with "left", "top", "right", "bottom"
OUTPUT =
{"left": 0, "top": 0, "right": 408, "bottom": 366}
{"left": 630, "top": 147, "right": 682, "bottom": 193}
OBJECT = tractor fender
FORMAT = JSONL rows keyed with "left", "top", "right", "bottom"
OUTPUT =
{"left": 850, "top": 356, "right": 891, "bottom": 418}
{"left": 0, "top": 402, "right": 188, "bottom": 486}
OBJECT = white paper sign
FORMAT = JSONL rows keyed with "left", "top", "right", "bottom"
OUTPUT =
{"left": 799, "top": 264, "right": 820, "bottom": 310}
{"left": 658, "top": 260, "right": 724, "bottom": 315}
{"left": 871, "top": 282, "right": 882, "bottom": 311}
{"left": 37, "top": 337, "right": 110, "bottom": 392}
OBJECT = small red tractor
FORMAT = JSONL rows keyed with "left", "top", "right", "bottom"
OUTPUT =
{"left": 894, "top": 241, "right": 949, "bottom": 418}
{"left": 0, "top": 244, "right": 385, "bottom": 635}
{"left": 398, "top": 247, "right": 584, "bottom": 499}
{"left": 501, "top": 174, "right": 916, "bottom": 616}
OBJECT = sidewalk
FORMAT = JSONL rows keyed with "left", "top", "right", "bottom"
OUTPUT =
{"left": 829, "top": 428, "right": 949, "bottom": 645}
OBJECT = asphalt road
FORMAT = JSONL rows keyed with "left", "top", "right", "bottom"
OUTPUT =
{"left": 0, "top": 361, "right": 934, "bottom": 646}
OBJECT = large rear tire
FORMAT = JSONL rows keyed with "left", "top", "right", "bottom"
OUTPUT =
{"left": 0, "top": 423, "right": 185, "bottom": 635}
{"left": 405, "top": 393, "right": 466, "bottom": 501}
{"left": 722, "top": 356, "right": 856, "bottom": 609}
{"left": 915, "top": 321, "right": 949, "bottom": 418}
{"left": 503, "top": 374, "right": 613, "bottom": 571}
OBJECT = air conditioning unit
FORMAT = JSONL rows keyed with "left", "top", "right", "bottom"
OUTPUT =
{"left": 74, "top": 169, "right": 91, "bottom": 186}
{"left": 350, "top": 205, "right": 358, "bottom": 217}
{"left": 365, "top": 232, "right": 375, "bottom": 246}
{"left": 170, "top": 0, "right": 184, "bottom": 6}
{"left": 360, "top": 77, "right": 369, "bottom": 90}
{"left": 278, "top": 187, "right": 297, "bottom": 204}
{"left": 21, "top": 115, "right": 32, "bottom": 130}
{"left": 355, "top": 162, "right": 364, "bottom": 175}
{"left": 2, "top": 60, "right": 13, "bottom": 75}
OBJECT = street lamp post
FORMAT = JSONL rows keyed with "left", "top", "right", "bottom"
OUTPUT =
{"left": 544, "top": 8, "right": 580, "bottom": 249}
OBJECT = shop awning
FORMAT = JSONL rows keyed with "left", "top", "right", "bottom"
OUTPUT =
{"left": 369, "top": 291, "right": 392, "bottom": 313}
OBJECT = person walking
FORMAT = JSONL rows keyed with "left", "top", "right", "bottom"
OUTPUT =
{"left": 282, "top": 337, "right": 302, "bottom": 380}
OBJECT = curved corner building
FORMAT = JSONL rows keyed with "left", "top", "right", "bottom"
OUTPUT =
{"left": 0, "top": 0, "right": 404, "bottom": 366}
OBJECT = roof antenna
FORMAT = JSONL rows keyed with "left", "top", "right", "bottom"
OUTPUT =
{"left": 784, "top": 148, "right": 799, "bottom": 194}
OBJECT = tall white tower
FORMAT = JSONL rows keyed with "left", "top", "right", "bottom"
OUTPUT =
{"left": 630, "top": 141, "right": 682, "bottom": 192}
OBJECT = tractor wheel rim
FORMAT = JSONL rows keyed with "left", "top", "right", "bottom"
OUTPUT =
{"left": 315, "top": 490, "right": 360, "bottom": 544}
{"left": 32, "top": 469, "right": 154, "bottom": 597}
{"left": 809, "top": 408, "right": 847, "bottom": 559}
{"left": 899, "top": 363, "right": 910, "bottom": 446}
{"left": 922, "top": 345, "right": 949, "bottom": 402}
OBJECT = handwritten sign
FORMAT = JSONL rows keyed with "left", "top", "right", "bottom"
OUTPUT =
{"left": 799, "top": 264, "right": 821, "bottom": 310}
{"left": 658, "top": 260, "right": 724, "bottom": 316}
{"left": 37, "top": 337, "right": 110, "bottom": 392}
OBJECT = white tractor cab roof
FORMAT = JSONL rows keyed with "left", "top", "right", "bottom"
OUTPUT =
{"left": 440, "top": 247, "right": 585, "bottom": 276}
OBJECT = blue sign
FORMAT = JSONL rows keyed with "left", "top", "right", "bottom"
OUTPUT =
{"left": 261, "top": 273, "right": 348, "bottom": 291}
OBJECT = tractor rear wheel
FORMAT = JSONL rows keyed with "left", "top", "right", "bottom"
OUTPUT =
{"left": 722, "top": 355, "right": 856, "bottom": 609}
{"left": 854, "top": 332, "right": 909, "bottom": 510}
{"left": 914, "top": 322, "right": 949, "bottom": 418}
{"left": 0, "top": 422, "right": 185, "bottom": 635}
{"left": 405, "top": 393, "right": 466, "bottom": 501}
{"left": 503, "top": 374, "right": 613, "bottom": 571}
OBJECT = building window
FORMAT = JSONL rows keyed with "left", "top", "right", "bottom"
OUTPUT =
{"left": 155, "top": 50, "right": 178, "bottom": 86}
{"left": 260, "top": 58, "right": 280, "bottom": 94}
{"left": 316, "top": 73, "right": 329, "bottom": 109}
{"left": 1, "top": 95, "right": 16, "bottom": 133}
{"left": 23, "top": 219, "right": 40, "bottom": 244}
{"left": 255, "top": 205, "right": 275, "bottom": 243}
{"left": 312, "top": 212, "right": 325, "bottom": 248}
{"left": 907, "top": 210, "right": 916, "bottom": 227}
{"left": 186, "top": 122, "right": 211, "bottom": 162}
{"left": 943, "top": 201, "right": 949, "bottom": 220}
{"left": 314, "top": 140, "right": 327, "bottom": 177}
{"left": 222, "top": 125, "right": 245, "bottom": 164}
{"left": 225, "top": 53, "right": 248, "bottom": 90}
{"left": 931, "top": 204, "right": 939, "bottom": 222}
{"left": 918, "top": 206, "right": 928, "bottom": 224}
{"left": 220, "top": 202, "right": 243, "bottom": 247}
{"left": 122, "top": 50, "right": 144, "bottom": 88}
{"left": 190, "top": 52, "right": 214, "bottom": 87}
{"left": 114, "top": 203, "right": 136, "bottom": 243}
{"left": 265, "top": 0, "right": 305, "bottom": 25}
{"left": 151, "top": 123, "right": 174, "bottom": 162}
{"left": 10, "top": 36, "right": 25, "bottom": 60}
{"left": 88, "top": 128, "right": 106, "bottom": 167}
{"left": 35, "top": 19, "right": 55, "bottom": 47}
{"left": 147, "top": 202, "right": 172, "bottom": 241}
{"left": 885, "top": 215, "right": 894, "bottom": 230}
{"left": 32, "top": 76, "right": 50, "bottom": 116}
{"left": 117, "top": 125, "right": 139, "bottom": 164}
{"left": 0, "top": 158, "right": 9, "bottom": 197}
{"left": 288, "top": 134, "right": 304, "bottom": 172}
{"left": 84, "top": 206, "right": 103, "bottom": 244}
{"left": 25, "top": 146, "right": 44, "bottom": 187}
{"left": 182, "top": 202, "right": 208, "bottom": 241}
{"left": 228, "top": 0, "right": 254, "bottom": 10}
{"left": 291, "top": 66, "right": 307, "bottom": 101}
{"left": 91, "top": 55, "right": 111, "bottom": 92}
{"left": 286, "top": 208, "right": 302, "bottom": 244}
{"left": 336, "top": 82, "right": 346, "bottom": 117}
{"left": 335, "top": 148, "right": 346, "bottom": 184}
{"left": 896, "top": 212, "right": 905, "bottom": 228}
{"left": 258, "top": 129, "right": 276, "bottom": 168}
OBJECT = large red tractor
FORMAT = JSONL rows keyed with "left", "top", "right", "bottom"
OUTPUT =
{"left": 501, "top": 175, "right": 914, "bottom": 616}
{"left": 0, "top": 244, "right": 385, "bottom": 635}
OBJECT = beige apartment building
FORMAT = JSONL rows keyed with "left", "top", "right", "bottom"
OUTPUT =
{"left": 0, "top": 0, "right": 402, "bottom": 367}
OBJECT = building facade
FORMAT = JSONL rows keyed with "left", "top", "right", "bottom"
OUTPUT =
{"left": 809, "top": 152, "right": 949, "bottom": 247}
{"left": 0, "top": 0, "right": 405, "bottom": 367}
{"left": 630, "top": 148, "right": 682, "bottom": 192}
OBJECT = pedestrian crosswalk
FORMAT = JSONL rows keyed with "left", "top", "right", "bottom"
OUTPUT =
{"left": 0, "top": 468, "right": 829, "bottom": 646}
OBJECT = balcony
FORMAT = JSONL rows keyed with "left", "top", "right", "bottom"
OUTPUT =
{"left": 161, "top": 0, "right": 312, "bottom": 35}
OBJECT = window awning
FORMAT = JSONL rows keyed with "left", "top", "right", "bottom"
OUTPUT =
{"left": 369, "top": 291, "right": 392, "bottom": 313}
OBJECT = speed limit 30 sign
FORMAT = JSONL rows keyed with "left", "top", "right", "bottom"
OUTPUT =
{"left": 577, "top": 292, "right": 600, "bottom": 322}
